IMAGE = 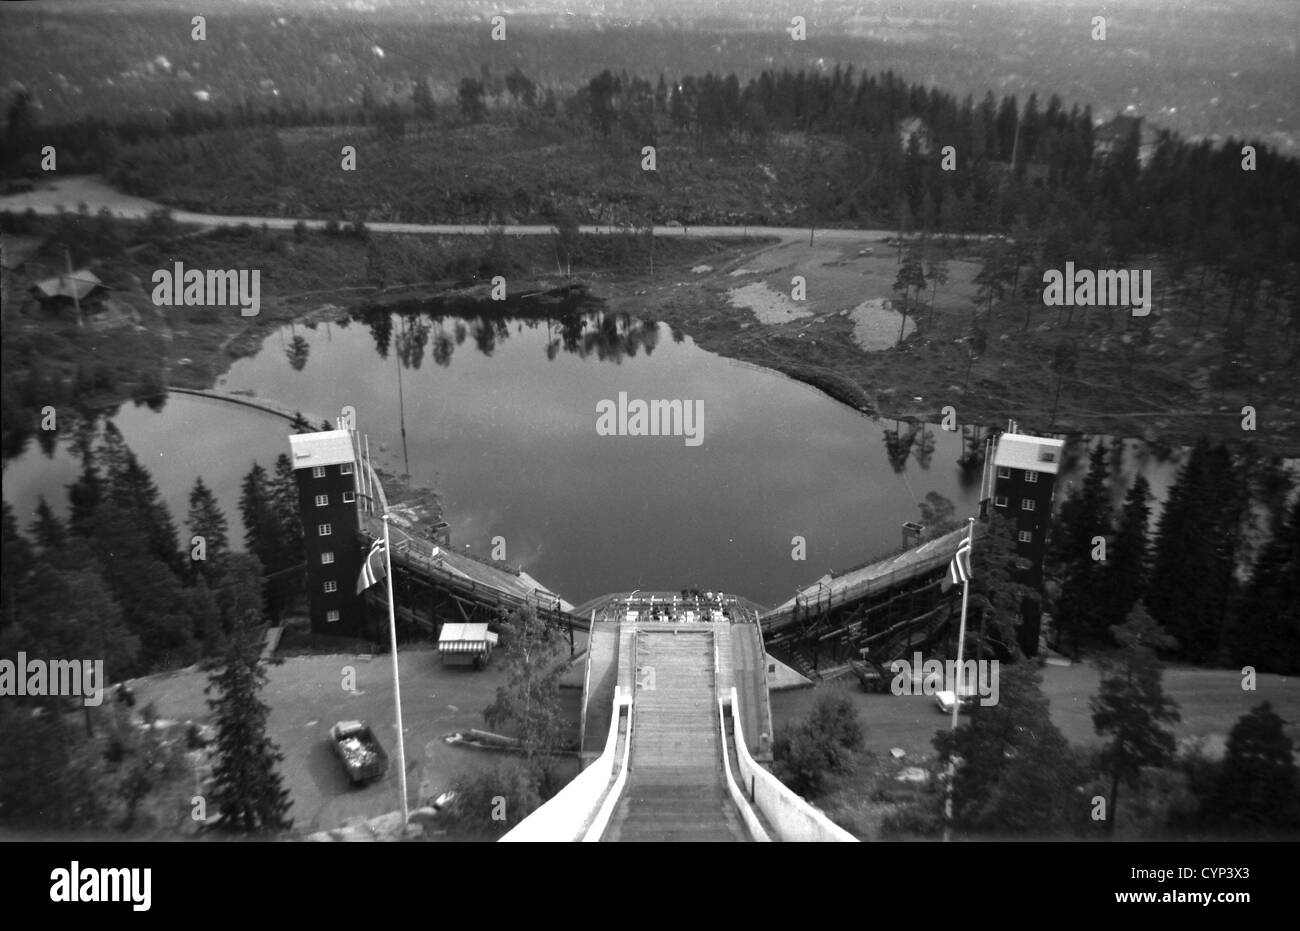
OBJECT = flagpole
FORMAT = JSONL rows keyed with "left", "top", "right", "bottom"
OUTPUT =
{"left": 943, "top": 516, "right": 976, "bottom": 843}
{"left": 382, "top": 513, "right": 410, "bottom": 830}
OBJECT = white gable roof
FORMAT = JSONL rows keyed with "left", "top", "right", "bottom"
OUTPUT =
{"left": 993, "top": 433, "right": 1065, "bottom": 475}
{"left": 288, "top": 430, "right": 355, "bottom": 469}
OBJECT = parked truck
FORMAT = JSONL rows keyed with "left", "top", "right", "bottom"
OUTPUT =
{"left": 329, "top": 720, "right": 389, "bottom": 785}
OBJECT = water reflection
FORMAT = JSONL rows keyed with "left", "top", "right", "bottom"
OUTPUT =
{"left": 356, "top": 302, "right": 665, "bottom": 373}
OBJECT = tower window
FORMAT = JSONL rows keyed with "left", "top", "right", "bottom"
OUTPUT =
{"left": 996, "top": 466, "right": 1011, "bottom": 478}
{"left": 994, "top": 495, "right": 1008, "bottom": 508}
{"left": 1038, "top": 449, "right": 1057, "bottom": 463}
{"left": 1018, "top": 530, "right": 1032, "bottom": 543}
{"left": 315, "top": 494, "right": 329, "bottom": 507}
{"left": 324, "top": 580, "right": 337, "bottom": 594}
{"left": 343, "top": 491, "right": 356, "bottom": 504}
{"left": 340, "top": 463, "right": 354, "bottom": 475}
{"left": 321, "top": 551, "right": 335, "bottom": 565}
{"left": 312, "top": 466, "right": 327, "bottom": 479}
{"left": 1024, "top": 470, "right": 1038, "bottom": 483}
{"left": 326, "top": 610, "right": 340, "bottom": 623}
{"left": 319, "top": 523, "right": 332, "bottom": 536}
{"left": 1021, "top": 499, "right": 1036, "bottom": 511}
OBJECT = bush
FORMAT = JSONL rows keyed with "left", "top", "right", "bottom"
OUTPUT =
{"left": 773, "top": 690, "right": 864, "bottom": 797}
{"left": 442, "top": 762, "right": 542, "bottom": 839}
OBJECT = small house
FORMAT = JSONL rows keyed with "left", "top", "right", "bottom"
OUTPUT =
{"left": 30, "top": 268, "right": 110, "bottom": 318}
{"left": 437, "top": 622, "right": 499, "bottom": 669}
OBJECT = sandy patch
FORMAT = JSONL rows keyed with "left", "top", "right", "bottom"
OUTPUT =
{"left": 727, "top": 281, "right": 815, "bottom": 324}
{"left": 849, "top": 297, "right": 913, "bottom": 351}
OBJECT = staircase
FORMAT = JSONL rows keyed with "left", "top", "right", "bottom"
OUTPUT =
{"left": 602, "top": 629, "right": 748, "bottom": 842}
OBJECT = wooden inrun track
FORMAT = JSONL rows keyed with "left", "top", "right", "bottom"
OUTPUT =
{"left": 601, "top": 625, "right": 754, "bottom": 842}
{"left": 760, "top": 523, "right": 983, "bottom": 634}
{"left": 356, "top": 510, "right": 587, "bottom": 630}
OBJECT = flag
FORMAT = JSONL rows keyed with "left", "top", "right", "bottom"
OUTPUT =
{"left": 357, "top": 538, "right": 387, "bottom": 594}
{"left": 949, "top": 538, "right": 973, "bottom": 585}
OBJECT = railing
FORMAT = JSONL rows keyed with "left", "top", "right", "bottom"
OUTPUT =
{"left": 718, "top": 692, "right": 771, "bottom": 842}
{"left": 365, "top": 516, "right": 588, "bottom": 630}
{"left": 578, "top": 615, "right": 595, "bottom": 754}
{"left": 728, "top": 686, "right": 858, "bottom": 843}
{"left": 753, "top": 611, "right": 775, "bottom": 759}
{"left": 499, "top": 684, "right": 632, "bottom": 842}
{"left": 764, "top": 524, "right": 981, "bottom": 631}
{"left": 581, "top": 628, "right": 640, "bottom": 841}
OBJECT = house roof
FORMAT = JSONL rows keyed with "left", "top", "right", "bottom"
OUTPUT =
{"left": 288, "top": 430, "right": 355, "bottom": 469}
{"left": 30, "top": 269, "right": 103, "bottom": 300}
{"left": 993, "top": 432, "right": 1066, "bottom": 475}
{"left": 438, "top": 623, "right": 499, "bottom": 652}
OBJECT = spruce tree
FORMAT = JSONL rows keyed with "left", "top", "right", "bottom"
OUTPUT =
{"left": 1091, "top": 605, "right": 1181, "bottom": 835}
{"left": 271, "top": 454, "right": 304, "bottom": 565}
{"left": 204, "top": 613, "right": 292, "bottom": 834}
{"left": 187, "top": 476, "right": 229, "bottom": 577}
{"left": 1146, "top": 438, "right": 1235, "bottom": 663}
{"left": 1207, "top": 702, "right": 1300, "bottom": 833}
{"left": 238, "top": 462, "right": 281, "bottom": 570}
{"left": 1100, "top": 475, "right": 1152, "bottom": 636}
{"left": 934, "top": 663, "right": 1075, "bottom": 835}
{"left": 1051, "top": 442, "right": 1112, "bottom": 656}
{"left": 969, "top": 512, "right": 1035, "bottom": 660}
{"left": 30, "top": 496, "right": 66, "bottom": 552}
{"left": 1226, "top": 496, "right": 1300, "bottom": 674}
{"left": 66, "top": 456, "right": 104, "bottom": 539}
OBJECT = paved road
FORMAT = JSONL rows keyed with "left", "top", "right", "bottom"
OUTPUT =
{"left": 0, "top": 175, "right": 907, "bottom": 244}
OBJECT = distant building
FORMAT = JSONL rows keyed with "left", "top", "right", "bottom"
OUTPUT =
{"left": 29, "top": 268, "right": 110, "bottom": 317}
{"left": 989, "top": 427, "right": 1066, "bottom": 656}
{"left": 288, "top": 430, "right": 363, "bottom": 636}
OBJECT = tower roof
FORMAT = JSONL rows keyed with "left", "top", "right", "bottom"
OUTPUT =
{"left": 288, "top": 430, "right": 355, "bottom": 469}
{"left": 993, "top": 432, "right": 1065, "bottom": 475}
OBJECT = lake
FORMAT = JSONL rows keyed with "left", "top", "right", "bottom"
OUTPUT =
{"left": 2, "top": 302, "right": 1187, "bottom": 608}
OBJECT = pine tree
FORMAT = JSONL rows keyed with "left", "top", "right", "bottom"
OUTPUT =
{"left": 238, "top": 462, "right": 280, "bottom": 570}
{"left": 1226, "top": 495, "right": 1300, "bottom": 674}
{"left": 1, "top": 502, "right": 33, "bottom": 631}
{"left": 203, "top": 613, "right": 292, "bottom": 834}
{"left": 934, "top": 662, "right": 1075, "bottom": 835}
{"left": 1100, "top": 475, "right": 1152, "bottom": 636}
{"left": 969, "top": 512, "right": 1035, "bottom": 660}
{"left": 66, "top": 456, "right": 104, "bottom": 539}
{"left": 1091, "top": 605, "right": 1181, "bottom": 835}
{"left": 271, "top": 454, "right": 304, "bottom": 566}
{"left": 105, "top": 446, "right": 180, "bottom": 571}
{"left": 187, "top": 476, "right": 229, "bottom": 577}
{"left": 30, "top": 496, "right": 66, "bottom": 552}
{"left": 1207, "top": 702, "right": 1300, "bottom": 833}
{"left": 1146, "top": 439, "right": 1237, "bottom": 663}
{"left": 1051, "top": 442, "right": 1112, "bottom": 656}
